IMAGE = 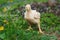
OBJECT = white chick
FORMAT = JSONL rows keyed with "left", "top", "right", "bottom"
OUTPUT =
{"left": 24, "top": 4, "right": 43, "bottom": 34}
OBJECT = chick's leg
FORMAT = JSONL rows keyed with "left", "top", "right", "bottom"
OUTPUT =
{"left": 27, "top": 23, "right": 33, "bottom": 30}
{"left": 37, "top": 23, "right": 43, "bottom": 34}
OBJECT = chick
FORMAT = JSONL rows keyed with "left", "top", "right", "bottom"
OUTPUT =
{"left": 24, "top": 4, "right": 43, "bottom": 34}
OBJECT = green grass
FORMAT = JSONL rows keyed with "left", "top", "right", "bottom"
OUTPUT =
{"left": 0, "top": 12, "right": 60, "bottom": 40}
{"left": 0, "top": 0, "right": 60, "bottom": 40}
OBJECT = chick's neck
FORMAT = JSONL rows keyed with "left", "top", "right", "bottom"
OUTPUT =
{"left": 27, "top": 9, "right": 32, "bottom": 13}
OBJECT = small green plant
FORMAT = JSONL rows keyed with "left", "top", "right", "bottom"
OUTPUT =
{"left": 41, "top": 13, "right": 60, "bottom": 32}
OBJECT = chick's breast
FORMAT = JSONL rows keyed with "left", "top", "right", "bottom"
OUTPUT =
{"left": 24, "top": 10, "right": 40, "bottom": 24}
